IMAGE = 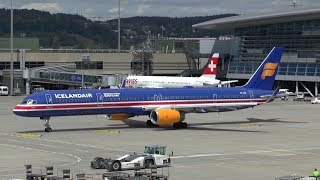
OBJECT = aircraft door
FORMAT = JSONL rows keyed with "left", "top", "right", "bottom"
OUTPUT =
{"left": 213, "top": 94, "right": 217, "bottom": 103}
{"left": 45, "top": 94, "right": 53, "bottom": 108}
{"left": 248, "top": 90, "right": 254, "bottom": 101}
{"left": 96, "top": 93, "right": 104, "bottom": 107}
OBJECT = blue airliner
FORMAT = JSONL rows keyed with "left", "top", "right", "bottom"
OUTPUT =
{"left": 13, "top": 47, "right": 284, "bottom": 132}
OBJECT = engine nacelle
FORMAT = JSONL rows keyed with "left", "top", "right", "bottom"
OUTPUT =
{"left": 150, "top": 109, "right": 185, "bottom": 125}
{"left": 107, "top": 114, "right": 132, "bottom": 120}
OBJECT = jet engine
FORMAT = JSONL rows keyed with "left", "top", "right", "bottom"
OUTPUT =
{"left": 150, "top": 109, "right": 185, "bottom": 125}
{"left": 107, "top": 114, "right": 132, "bottom": 120}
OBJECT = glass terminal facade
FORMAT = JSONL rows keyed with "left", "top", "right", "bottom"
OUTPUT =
{"left": 228, "top": 19, "right": 320, "bottom": 81}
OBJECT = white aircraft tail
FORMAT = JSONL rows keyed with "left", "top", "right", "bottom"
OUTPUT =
{"left": 200, "top": 53, "right": 219, "bottom": 79}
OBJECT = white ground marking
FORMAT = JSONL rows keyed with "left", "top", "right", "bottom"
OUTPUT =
{"left": 0, "top": 132, "right": 130, "bottom": 153}
{"left": 275, "top": 154, "right": 296, "bottom": 156}
{"left": 0, "top": 172, "right": 25, "bottom": 177}
{"left": 216, "top": 158, "right": 237, "bottom": 161}
{"left": 241, "top": 150, "right": 273, "bottom": 154}
{"left": 6, "top": 139, "right": 21, "bottom": 143}
{"left": 172, "top": 154, "right": 223, "bottom": 159}
{"left": 38, "top": 143, "right": 56, "bottom": 147}
{"left": 0, "top": 143, "right": 81, "bottom": 163}
{"left": 75, "top": 149, "right": 89, "bottom": 153}
{"left": 171, "top": 147, "right": 320, "bottom": 160}
{"left": 26, "top": 138, "right": 131, "bottom": 152}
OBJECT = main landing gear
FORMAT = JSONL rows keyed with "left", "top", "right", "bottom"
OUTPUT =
{"left": 41, "top": 117, "right": 52, "bottom": 132}
{"left": 146, "top": 120, "right": 159, "bottom": 128}
{"left": 146, "top": 120, "right": 188, "bottom": 129}
{"left": 173, "top": 122, "right": 188, "bottom": 129}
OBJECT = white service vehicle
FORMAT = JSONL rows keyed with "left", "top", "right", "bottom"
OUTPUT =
{"left": 293, "top": 92, "right": 306, "bottom": 101}
{"left": 0, "top": 86, "right": 8, "bottom": 96}
{"left": 91, "top": 145, "right": 171, "bottom": 171}
{"left": 311, "top": 97, "right": 320, "bottom": 104}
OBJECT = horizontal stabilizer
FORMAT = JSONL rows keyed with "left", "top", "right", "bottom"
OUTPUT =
{"left": 266, "top": 86, "right": 281, "bottom": 103}
{"left": 220, "top": 80, "right": 239, "bottom": 85}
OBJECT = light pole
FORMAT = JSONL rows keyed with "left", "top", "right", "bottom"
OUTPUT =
{"left": 10, "top": 0, "right": 14, "bottom": 95}
{"left": 118, "top": 0, "right": 121, "bottom": 52}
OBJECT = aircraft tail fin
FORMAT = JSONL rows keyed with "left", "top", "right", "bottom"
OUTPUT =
{"left": 243, "top": 47, "right": 284, "bottom": 90}
{"left": 200, "top": 53, "right": 219, "bottom": 78}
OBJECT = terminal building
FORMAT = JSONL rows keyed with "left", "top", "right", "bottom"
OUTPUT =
{"left": 0, "top": 38, "right": 188, "bottom": 94}
{"left": 193, "top": 8, "right": 320, "bottom": 96}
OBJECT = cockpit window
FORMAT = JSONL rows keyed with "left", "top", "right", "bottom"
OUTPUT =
{"left": 21, "top": 99, "right": 37, "bottom": 105}
{"left": 21, "top": 99, "right": 28, "bottom": 104}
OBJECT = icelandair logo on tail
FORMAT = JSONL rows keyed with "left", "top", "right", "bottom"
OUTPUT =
{"left": 261, "top": 63, "right": 278, "bottom": 80}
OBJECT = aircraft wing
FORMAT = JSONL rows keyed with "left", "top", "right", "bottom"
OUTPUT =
{"left": 141, "top": 102, "right": 258, "bottom": 113}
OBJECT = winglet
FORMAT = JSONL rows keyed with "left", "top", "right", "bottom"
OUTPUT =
{"left": 266, "top": 86, "right": 281, "bottom": 103}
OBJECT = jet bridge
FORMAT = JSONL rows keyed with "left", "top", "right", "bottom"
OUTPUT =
{"left": 23, "top": 64, "right": 103, "bottom": 94}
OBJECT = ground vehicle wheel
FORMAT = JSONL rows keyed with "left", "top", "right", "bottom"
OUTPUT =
{"left": 91, "top": 157, "right": 104, "bottom": 169}
{"left": 145, "top": 159, "right": 154, "bottom": 168}
{"left": 111, "top": 161, "right": 121, "bottom": 171}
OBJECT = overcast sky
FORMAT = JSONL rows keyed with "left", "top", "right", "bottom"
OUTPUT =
{"left": 0, "top": 0, "right": 320, "bottom": 20}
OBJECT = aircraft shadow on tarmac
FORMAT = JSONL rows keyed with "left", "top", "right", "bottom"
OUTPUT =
{"left": 190, "top": 117, "right": 307, "bottom": 126}
{"left": 17, "top": 117, "right": 305, "bottom": 134}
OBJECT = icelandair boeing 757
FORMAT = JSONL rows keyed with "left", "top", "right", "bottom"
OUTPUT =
{"left": 13, "top": 47, "right": 284, "bottom": 132}
{"left": 124, "top": 53, "right": 237, "bottom": 88}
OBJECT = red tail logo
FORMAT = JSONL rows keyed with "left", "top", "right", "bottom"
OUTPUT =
{"left": 203, "top": 53, "right": 219, "bottom": 75}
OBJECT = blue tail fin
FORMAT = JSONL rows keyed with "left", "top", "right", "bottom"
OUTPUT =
{"left": 243, "top": 47, "right": 284, "bottom": 90}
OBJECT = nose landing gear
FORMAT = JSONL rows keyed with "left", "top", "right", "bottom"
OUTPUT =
{"left": 41, "top": 117, "right": 52, "bottom": 132}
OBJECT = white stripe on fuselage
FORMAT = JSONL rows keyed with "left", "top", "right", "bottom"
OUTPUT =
{"left": 14, "top": 99, "right": 263, "bottom": 112}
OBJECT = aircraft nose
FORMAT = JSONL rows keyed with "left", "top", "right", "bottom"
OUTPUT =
{"left": 13, "top": 106, "right": 19, "bottom": 115}
{"left": 13, "top": 105, "right": 24, "bottom": 116}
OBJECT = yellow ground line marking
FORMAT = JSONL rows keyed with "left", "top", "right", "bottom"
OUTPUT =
{"left": 235, "top": 123, "right": 261, "bottom": 127}
{"left": 94, "top": 129, "right": 120, "bottom": 134}
{"left": 16, "top": 133, "right": 42, "bottom": 138}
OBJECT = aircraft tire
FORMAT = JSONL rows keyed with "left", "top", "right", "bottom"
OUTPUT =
{"left": 45, "top": 127, "right": 52, "bottom": 132}
{"left": 173, "top": 122, "right": 188, "bottom": 129}
{"left": 146, "top": 120, "right": 158, "bottom": 127}
{"left": 173, "top": 122, "right": 181, "bottom": 129}
{"left": 146, "top": 120, "right": 153, "bottom": 126}
{"left": 182, "top": 122, "right": 188, "bottom": 129}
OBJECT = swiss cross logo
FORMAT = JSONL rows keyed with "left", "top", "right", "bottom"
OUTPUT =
{"left": 208, "top": 60, "right": 216, "bottom": 72}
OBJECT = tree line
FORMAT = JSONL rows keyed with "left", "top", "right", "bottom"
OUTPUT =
{"left": 0, "top": 8, "right": 236, "bottom": 49}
